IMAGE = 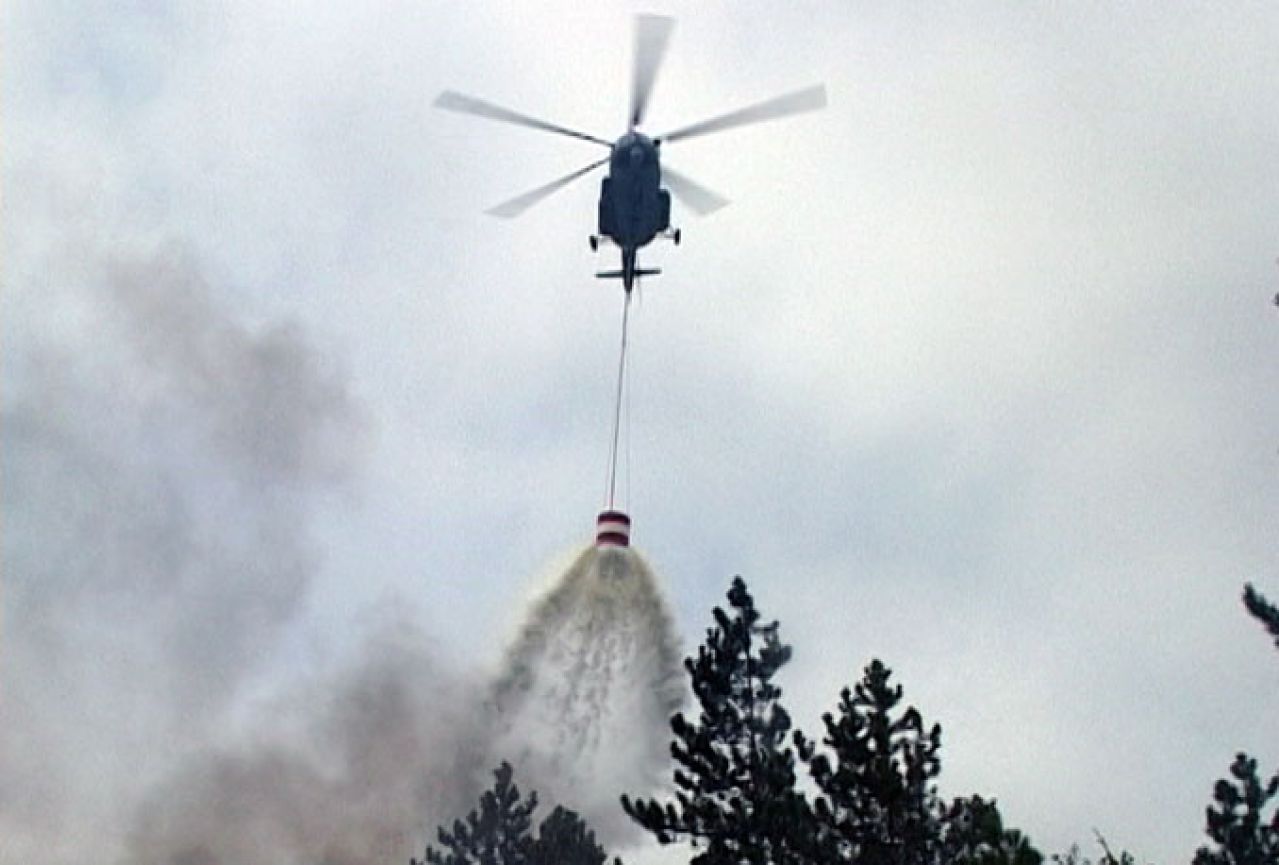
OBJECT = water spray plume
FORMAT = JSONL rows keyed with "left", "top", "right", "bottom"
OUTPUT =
{"left": 489, "top": 544, "right": 683, "bottom": 843}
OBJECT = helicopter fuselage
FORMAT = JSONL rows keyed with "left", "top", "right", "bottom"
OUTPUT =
{"left": 593, "top": 132, "right": 672, "bottom": 290}
{"left": 598, "top": 132, "right": 670, "bottom": 249}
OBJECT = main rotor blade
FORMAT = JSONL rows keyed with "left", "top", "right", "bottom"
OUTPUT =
{"left": 660, "top": 84, "right": 827, "bottom": 144}
{"left": 663, "top": 166, "right": 730, "bottom": 215}
{"left": 629, "top": 14, "right": 675, "bottom": 130}
{"left": 486, "top": 157, "right": 609, "bottom": 218}
{"left": 435, "top": 90, "right": 612, "bottom": 148}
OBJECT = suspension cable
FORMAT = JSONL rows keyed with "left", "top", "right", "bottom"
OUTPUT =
{"left": 605, "top": 290, "right": 633, "bottom": 509}
{"left": 624, "top": 295, "right": 633, "bottom": 511}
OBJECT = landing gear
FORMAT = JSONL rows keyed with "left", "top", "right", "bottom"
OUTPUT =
{"left": 589, "top": 235, "right": 599, "bottom": 251}
{"left": 673, "top": 228, "right": 681, "bottom": 246}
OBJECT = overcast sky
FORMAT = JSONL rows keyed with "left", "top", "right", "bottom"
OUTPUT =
{"left": 3, "top": 2, "right": 1277, "bottom": 864}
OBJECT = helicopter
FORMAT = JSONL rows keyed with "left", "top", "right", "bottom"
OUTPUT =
{"left": 435, "top": 14, "right": 826, "bottom": 293}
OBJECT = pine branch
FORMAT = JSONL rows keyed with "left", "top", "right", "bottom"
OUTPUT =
{"left": 1243, "top": 584, "right": 1279, "bottom": 650}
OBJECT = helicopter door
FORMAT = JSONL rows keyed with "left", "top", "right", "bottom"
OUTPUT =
{"left": 598, "top": 177, "right": 615, "bottom": 236}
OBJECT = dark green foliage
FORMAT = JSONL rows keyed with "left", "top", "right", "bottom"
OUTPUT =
{"left": 529, "top": 806, "right": 617, "bottom": 865}
{"left": 621, "top": 577, "right": 814, "bottom": 865}
{"left": 797, "top": 659, "right": 945, "bottom": 865}
{"left": 1192, "top": 585, "right": 1279, "bottom": 865}
{"left": 625, "top": 577, "right": 1043, "bottom": 865}
{"left": 941, "top": 796, "right": 1043, "bottom": 865}
{"left": 417, "top": 763, "right": 618, "bottom": 865}
{"left": 1242, "top": 584, "right": 1279, "bottom": 650}
{"left": 1193, "top": 754, "right": 1279, "bottom": 865}
{"left": 797, "top": 662, "right": 1040, "bottom": 865}
{"left": 417, "top": 762, "right": 536, "bottom": 865}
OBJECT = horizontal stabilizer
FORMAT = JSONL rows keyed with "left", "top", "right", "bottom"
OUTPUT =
{"left": 596, "top": 268, "right": 662, "bottom": 280}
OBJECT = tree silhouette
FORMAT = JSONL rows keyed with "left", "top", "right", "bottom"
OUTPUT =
{"left": 798, "top": 659, "right": 945, "bottom": 865}
{"left": 1192, "top": 584, "right": 1279, "bottom": 865}
{"left": 621, "top": 577, "right": 813, "bottom": 865}
{"left": 1242, "top": 584, "right": 1279, "bottom": 650}
{"left": 418, "top": 763, "right": 617, "bottom": 865}
{"left": 940, "top": 795, "right": 1044, "bottom": 865}
{"left": 797, "top": 661, "right": 1041, "bottom": 865}
{"left": 1193, "top": 754, "right": 1278, "bottom": 865}
{"left": 529, "top": 805, "right": 616, "bottom": 865}
{"left": 417, "top": 762, "right": 536, "bottom": 865}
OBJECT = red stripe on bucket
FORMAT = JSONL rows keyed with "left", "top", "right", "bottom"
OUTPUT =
{"left": 596, "top": 510, "right": 631, "bottom": 546}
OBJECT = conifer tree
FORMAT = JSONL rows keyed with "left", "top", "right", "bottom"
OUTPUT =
{"left": 797, "top": 659, "right": 945, "bottom": 865}
{"left": 621, "top": 576, "right": 814, "bottom": 865}
{"left": 942, "top": 796, "right": 1043, "bottom": 865}
{"left": 798, "top": 661, "right": 1041, "bottom": 865}
{"left": 1192, "top": 584, "right": 1278, "bottom": 865}
{"left": 418, "top": 763, "right": 620, "bottom": 865}
{"left": 529, "top": 805, "right": 618, "bottom": 865}
{"left": 1242, "top": 583, "right": 1279, "bottom": 650}
{"left": 417, "top": 762, "right": 536, "bottom": 865}
{"left": 1193, "top": 754, "right": 1278, "bottom": 865}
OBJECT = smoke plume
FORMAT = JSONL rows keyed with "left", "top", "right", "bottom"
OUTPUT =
{"left": 2, "top": 238, "right": 684, "bottom": 864}
{"left": 1, "top": 241, "right": 366, "bottom": 863}
{"left": 124, "top": 619, "right": 484, "bottom": 865}
{"left": 125, "top": 547, "right": 685, "bottom": 864}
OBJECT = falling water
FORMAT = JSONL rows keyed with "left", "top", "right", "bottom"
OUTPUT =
{"left": 488, "top": 544, "right": 684, "bottom": 843}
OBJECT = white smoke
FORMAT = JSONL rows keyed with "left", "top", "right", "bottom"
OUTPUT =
{"left": 489, "top": 545, "right": 684, "bottom": 844}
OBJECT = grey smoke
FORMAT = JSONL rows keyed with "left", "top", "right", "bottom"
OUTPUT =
{"left": 1, "top": 242, "right": 365, "bottom": 863}
{"left": 125, "top": 619, "right": 483, "bottom": 865}
{"left": 2, "top": 240, "right": 683, "bottom": 864}
{"left": 126, "top": 547, "right": 685, "bottom": 864}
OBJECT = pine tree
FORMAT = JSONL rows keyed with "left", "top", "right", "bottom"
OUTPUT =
{"left": 529, "top": 805, "right": 617, "bottom": 865}
{"left": 942, "top": 796, "right": 1043, "bottom": 865}
{"left": 621, "top": 576, "right": 814, "bottom": 865}
{"left": 418, "top": 763, "right": 621, "bottom": 865}
{"left": 1242, "top": 583, "right": 1279, "bottom": 650}
{"left": 798, "top": 662, "right": 1042, "bottom": 865}
{"left": 797, "top": 659, "right": 945, "bottom": 865}
{"left": 417, "top": 762, "right": 536, "bottom": 865}
{"left": 1193, "top": 754, "right": 1278, "bottom": 865}
{"left": 1192, "top": 585, "right": 1279, "bottom": 865}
